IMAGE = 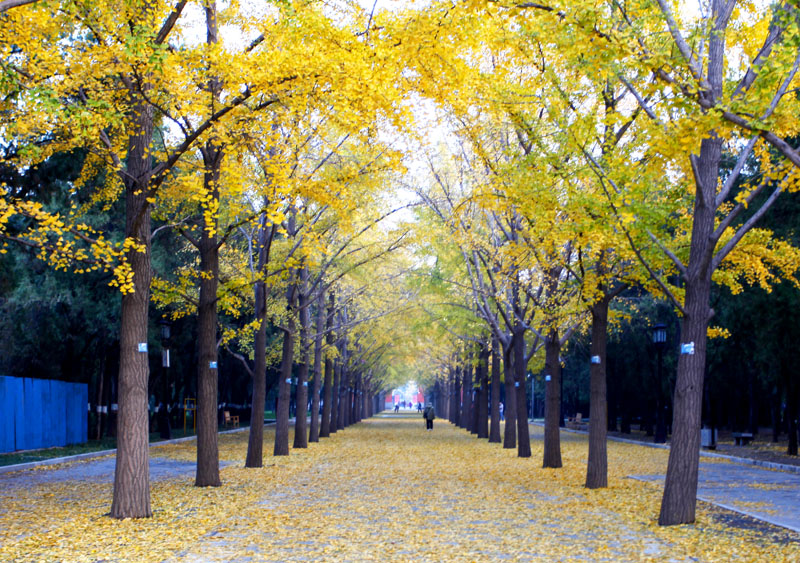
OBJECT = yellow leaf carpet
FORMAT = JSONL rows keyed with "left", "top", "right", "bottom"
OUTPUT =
{"left": 0, "top": 415, "right": 798, "bottom": 562}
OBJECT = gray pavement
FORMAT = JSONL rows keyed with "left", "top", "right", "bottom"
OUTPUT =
{"left": 631, "top": 461, "right": 800, "bottom": 534}
{"left": 0, "top": 456, "right": 206, "bottom": 489}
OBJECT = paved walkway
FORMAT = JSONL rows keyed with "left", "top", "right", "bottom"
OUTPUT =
{"left": 631, "top": 462, "right": 800, "bottom": 533}
{"left": 0, "top": 417, "right": 798, "bottom": 562}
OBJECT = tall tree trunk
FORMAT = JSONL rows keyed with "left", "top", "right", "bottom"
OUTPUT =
{"left": 274, "top": 288, "right": 296, "bottom": 456}
{"left": 309, "top": 289, "right": 325, "bottom": 443}
{"left": 477, "top": 341, "right": 489, "bottom": 439}
{"left": 450, "top": 366, "right": 460, "bottom": 424}
{"left": 330, "top": 360, "right": 340, "bottom": 433}
{"left": 658, "top": 135, "right": 720, "bottom": 525}
{"left": 514, "top": 327, "right": 531, "bottom": 458}
{"left": 194, "top": 1, "right": 223, "bottom": 487}
{"left": 503, "top": 346, "right": 516, "bottom": 449}
{"left": 245, "top": 289, "right": 267, "bottom": 467}
{"left": 338, "top": 362, "right": 347, "bottom": 430}
{"left": 110, "top": 100, "right": 154, "bottom": 519}
{"left": 293, "top": 268, "right": 310, "bottom": 449}
{"left": 489, "top": 336, "right": 501, "bottom": 443}
{"left": 245, "top": 210, "right": 274, "bottom": 467}
{"left": 320, "top": 293, "right": 335, "bottom": 437}
{"left": 460, "top": 361, "right": 472, "bottom": 430}
{"left": 543, "top": 329, "right": 562, "bottom": 468}
{"left": 195, "top": 160, "right": 221, "bottom": 486}
{"left": 586, "top": 296, "right": 610, "bottom": 489}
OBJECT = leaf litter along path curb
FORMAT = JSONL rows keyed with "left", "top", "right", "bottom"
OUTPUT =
{"left": 0, "top": 417, "right": 797, "bottom": 562}
{"left": 548, "top": 422, "right": 800, "bottom": 534}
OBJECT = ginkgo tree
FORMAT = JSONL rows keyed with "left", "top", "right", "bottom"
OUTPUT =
{"left": 1, "top": 0, "right": 406, "bottom": 518}
{"left": 506, "top": 0, "right": 800, "bottom": 525}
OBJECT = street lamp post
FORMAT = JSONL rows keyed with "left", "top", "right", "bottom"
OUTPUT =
{"left": 651, "top": 323, "right": 668, "bottom": 444}
{"left": 158, "top": 318, "right": 172, "bottom": 439}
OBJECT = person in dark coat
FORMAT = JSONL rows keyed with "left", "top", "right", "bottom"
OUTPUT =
{"left": 423, "top": 403, "right": 436, "bottom": 431}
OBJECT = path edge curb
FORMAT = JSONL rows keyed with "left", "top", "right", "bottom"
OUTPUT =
{"left": 0, "top": 423, "right": 270, "bottom": 475}
{"left": 531, "top": 421, "right": 800, "bottom": 475}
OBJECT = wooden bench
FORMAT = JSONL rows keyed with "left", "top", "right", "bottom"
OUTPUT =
{"left": 566, "top": 413, "right": 586, "bottom": 430}
{"left": 223, "top": 410, "right": 239, "bottom": 428}
{"left": 732, "top": 432, "right": 753, "bottom": 446}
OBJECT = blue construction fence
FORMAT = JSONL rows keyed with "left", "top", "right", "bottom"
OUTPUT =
{"left": 0, "top": 375, "right": 88, "bottom": 454}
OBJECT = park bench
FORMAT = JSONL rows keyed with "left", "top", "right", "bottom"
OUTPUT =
{"left": 732, "top": 432, "right": 753, "bottom": 446}
{"left": 566, "top": 413, "right": 586, "bottom": 430}
{"left": 223, "top": 411, "right": 239, "bottom": 428}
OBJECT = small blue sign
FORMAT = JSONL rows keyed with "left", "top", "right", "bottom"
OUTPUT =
{"left": 680, "top": 342, "right": 695, "bottom": 355}
{"left": 209, "top": 361, "right": 218, "bottom": 369}
{"left": 138, "top": 343, "right": 148, "bottom": 352}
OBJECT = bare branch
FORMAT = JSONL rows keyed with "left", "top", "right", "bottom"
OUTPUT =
{"left": 712, "top": 176, "right": 788, "bottom": 270}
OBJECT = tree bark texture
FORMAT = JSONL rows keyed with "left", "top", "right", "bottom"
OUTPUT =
{"left": 245, "top": 290, "right": 267, "bottom": 467}
{"left": 320, "top": 293, "right": 335, "bottom": 437}
{"left": 659, "top": 135, "right": 720, "bottom": 525}
{"left": 460, "top": 362, "right": 472, "bottom": 430}
{"left": 330, "top": 360, "right": 340, "bottom": 433}
{"left": 543, "top": 330, "right": 563, "bottom": 468}
{"left": 194, "top": 2, "right": 223, "bottom": 487}
{"left": 513, "top": 328, "right": 531, "bottom": 458}
{"left": 586, "top": 297, "right": 610, "bottom": 489}
{"left": 477, "top": 342, "right": 489, "bottom": 439}
{"left": 293, "top": 269, "right": 310, "bottom": 449}
{"left": 309, "top": 289, "right": 325, "bottom": 443}
{"left": 245, "top": 210, "right": 274, "bottom": 467}
{"left": 110, "top": 101, "right": 155, "bottom": 519}
{"left": 451, "top": 367, "right": 461, "bottom": 425}
{"left": 503, "top": 347, "right": 517, "bottom": 449}
{"left": 489, "top": 336, "right": 501, "bottom": 443}
{"left": 337, "top": 364, "right": 347, "bottom": 430}
{"left": 195, "top": 142, "right": 222, "bottom": 488}
{"left": 274, "top": 294, "right": 295, "bottom": 456}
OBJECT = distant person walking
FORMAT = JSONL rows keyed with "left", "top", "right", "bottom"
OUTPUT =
{"left": 423, "top": 403, "right": 436, "bottom": 431}
{"left": 499, "top": 401, "right": 504, "bottom": 421}
{"left": 394, "top": 403, "right": 399, "bottom": 413}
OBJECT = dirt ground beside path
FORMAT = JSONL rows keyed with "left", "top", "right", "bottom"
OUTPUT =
{"left": 0, "top": 417, "right": 798, "bottom": 562}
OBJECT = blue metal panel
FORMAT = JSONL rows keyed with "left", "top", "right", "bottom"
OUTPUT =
{"left": 22, "top": 378, "right": 36, "bottom": 450}
{"left": 30, "top": 378, "right": 43, "bottom": 449}
{"left": 52, "top": 380, "right": 68, "bottom": 447}
{"left": 65, "top": 382, "right": 80, "bottom": 445}
{"left": 79, "top": 384, "right": 88, "bottom": 444}
{"left": 41, "top": 379, "right": 54, "bottom": 448}
{"left": 37, "top": 378, "right": 49, "bottom": 449}
{"left": 0, "top": 376, "right": 16, "bottom": 453}
{"left": 1, "top": 376, "right": 89, "bottom": 451}
{"left": 11, "top": 376, "right": 24, "bottom": 451}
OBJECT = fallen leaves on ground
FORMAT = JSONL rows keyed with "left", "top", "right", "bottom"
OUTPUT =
{"left": 0, "top": 416, "right": 797, "bottom": 562}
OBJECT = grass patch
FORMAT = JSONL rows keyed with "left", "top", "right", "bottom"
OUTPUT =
{"left": 0, "top": 424, "right": 251, "bottom": 467}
